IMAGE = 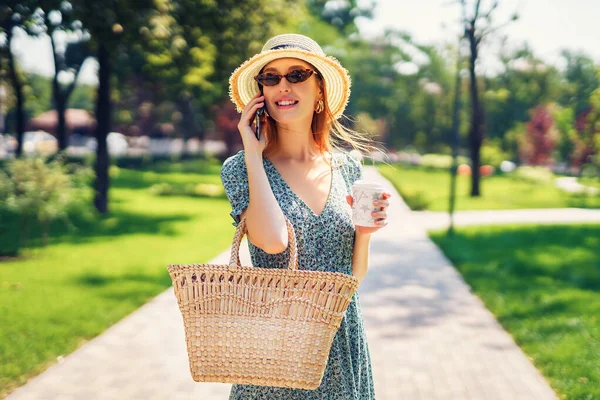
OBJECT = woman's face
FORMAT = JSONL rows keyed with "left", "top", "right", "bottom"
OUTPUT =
{"left": 260, "top": 58, "right": 322, "bottom": 125}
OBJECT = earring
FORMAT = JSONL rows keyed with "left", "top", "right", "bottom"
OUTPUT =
{"left": 315, "top": 100, "right": 324, "bottom": 114}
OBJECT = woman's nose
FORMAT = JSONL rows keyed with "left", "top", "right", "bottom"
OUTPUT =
{"left": 278, "top": 78, "right": 292, "bottom": 92}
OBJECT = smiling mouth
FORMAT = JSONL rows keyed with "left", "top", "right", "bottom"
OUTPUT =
{"left": 275, "top": 100, "right": 299, "bottom": 107}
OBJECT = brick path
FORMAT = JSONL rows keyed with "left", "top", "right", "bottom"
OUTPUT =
{"left": 6, "top": 167, "right": 559, "bottom": 400}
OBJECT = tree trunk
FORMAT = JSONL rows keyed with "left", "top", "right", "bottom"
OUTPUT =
{"left": 56, "top": 97, "right": 68, "bottom": 150}
{"left": 467, "top": 29, "right": 484, "bottom": 197}
{"left": 6, "top": 25, "right": 25, "bottom": 158}
{"left": 50, "top": 33, "right": 68, "bottom": 151}
{"left": 42, "top": 219, "right": 49, "bottom": 247}
{"left": 93, "top": 44, "right": 112, "bottom": 214}
{"left": 448, "top": 42, "right": 463, "bottom": 235}
{"left": 177, "top": 97, "right": 193, "bottom": 157}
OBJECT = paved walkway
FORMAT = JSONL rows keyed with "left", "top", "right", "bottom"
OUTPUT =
{"left": 555, "top": 176, "right": 599, "bottom": 195}
{"left": 6, "top": 167, "right": 560, "bottom": 400}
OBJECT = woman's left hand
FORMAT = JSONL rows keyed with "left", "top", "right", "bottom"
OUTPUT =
{"left": 346, "top": 192, "right": 392, "bottom": 235}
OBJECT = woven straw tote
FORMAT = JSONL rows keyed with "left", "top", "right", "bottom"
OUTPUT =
{"left": 167, "top": 216, "right": 359, "bottom": 390}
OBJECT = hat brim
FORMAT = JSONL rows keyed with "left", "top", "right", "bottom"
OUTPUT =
{"left": 229, "top": 48, "right": 351, "bottom": 119}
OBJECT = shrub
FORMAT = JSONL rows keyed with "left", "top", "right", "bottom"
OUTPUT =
{"left": 581, "top": 163, "right": 598, "bottom": 178}
{"left": 0, "top": 171, "right": 19, "bottom": 255}
{"left": 480, "top": 165, "right": 495, "bottom": 177}
{"left": 420, "top": 154, "right": 470, "bottom": 170}
{"left": 0, "top": 156, "right": 94, "bottom": 251}
{"left": 458, "top": 164, "right": 471, "bottom": 175}
{"left": 149, "top": 182, "right": 224, "bottom": 198}
{"left": 511, "top": 166, "right": 554, "bottom": 184}
{"left": 481, "top": 143, "right": 508, "bottom": 168}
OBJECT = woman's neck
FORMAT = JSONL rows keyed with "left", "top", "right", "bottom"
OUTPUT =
{"left": 271, "top": 121, "right": 322, "bottom": 163}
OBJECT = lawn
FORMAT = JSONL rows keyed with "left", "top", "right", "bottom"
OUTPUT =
{"left": 377, "top": 164, "right": 600, "bottom": 211}
{"left": 580, "top": 177, "right": 600, "bottom": 190}
{"left": 429, "top": 224, "right": 600, "bottom": 400}
{"left": 0, "top": 159, "right": 235, "bottom": 398}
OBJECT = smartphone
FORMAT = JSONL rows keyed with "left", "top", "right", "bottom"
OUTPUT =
{"left": 255, "top": 86, "right": 265, "bottom": 140}
{"left": 254, "top": 107, "right": 265, "bottom": 140}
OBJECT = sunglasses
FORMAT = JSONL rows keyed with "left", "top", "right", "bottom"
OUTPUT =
{"left": 254, "top": 68, "right": 316, "bottom": 87}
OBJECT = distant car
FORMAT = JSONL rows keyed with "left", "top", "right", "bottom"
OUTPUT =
{"left": 85, "top": 132, "right": 129, "bottom": 156}
{"left": 107, "top": 132, "right": 128, "bottom": 156}
{"left": 23, "top": 131, "right": 58, "bottom": 155}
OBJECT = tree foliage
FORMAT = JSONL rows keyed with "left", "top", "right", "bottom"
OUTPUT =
{"left": 519, "top": 105, "right": 558, "bottom": 166}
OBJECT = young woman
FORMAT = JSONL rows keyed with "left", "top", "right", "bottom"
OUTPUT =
{"left": 221, "top": 33, "right": 391, "bottom": 399}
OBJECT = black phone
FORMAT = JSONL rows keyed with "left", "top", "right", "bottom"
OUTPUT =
{"left": 254, "top": 86, "right": 265, "bottom": 140}
{"left": 254, "top": 107, "right": 265, "bottom": 140}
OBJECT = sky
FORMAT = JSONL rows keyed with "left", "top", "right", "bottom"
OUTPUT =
{"left": 10, "top": 0, "right": 600, "bottom": 86}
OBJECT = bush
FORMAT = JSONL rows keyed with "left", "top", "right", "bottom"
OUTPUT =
{"left": 0, "top": 172, "right": 19, "bottom": 255}
{"left": 511, "top": 166, "right": 554, "bottom": 184}
{"left": 0, "top": 156, "right": 94, "bottom": 253}
{"left": 420, "top": 153, "right": 470, "bottom": 170}
{"left": 0, "top": 209, "right": 21, "bottom": 256}
{"left": 149, "top": 182, "right": 225, "bottom": 198}
{"left": 581, "top": 163, "right": 598, "bottom": 178}
{"left": 481, "top": 143, "right": 508, "bottom": 168}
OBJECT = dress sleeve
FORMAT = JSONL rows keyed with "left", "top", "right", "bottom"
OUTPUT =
{"left": 346, "top": 151, "right": 364, "bottom": 186}
{"left": 220, "top": 151, "right": 249, "bottom": 227}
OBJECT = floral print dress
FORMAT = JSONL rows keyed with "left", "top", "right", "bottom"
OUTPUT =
{"left": 220, "top": 150, "right": 376, "bottom": 400}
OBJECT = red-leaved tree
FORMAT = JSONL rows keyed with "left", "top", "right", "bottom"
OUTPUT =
{"left": 519, "top": 105, "right": 558, "bottom": 165}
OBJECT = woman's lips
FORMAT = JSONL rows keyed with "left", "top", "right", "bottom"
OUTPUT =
{"left": 275, "top": 100, "right": 299, "bottom": 110}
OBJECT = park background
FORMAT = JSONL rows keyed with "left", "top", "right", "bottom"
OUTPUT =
{"left": 0, "top": 0, "right": 599, "bottom": 399}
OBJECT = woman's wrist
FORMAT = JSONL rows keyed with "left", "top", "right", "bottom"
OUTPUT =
{"left": 244, "top": 151, "right": 263, "bottom": 164}
{"left": 355, "top": 230, "right": 372, "bottom": 241}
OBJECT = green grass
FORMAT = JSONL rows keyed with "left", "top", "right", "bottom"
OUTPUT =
{"left": 579, "top": 177, "right": 600, "bottom": 190}
{"left": 0, "top": 159, "right": 235, "bottom": 398}
{"left": 377, "top": 164, "right": 600, "bottom": 211}
{"left": 429, "top": 224, "right": 600, "bottom": 400}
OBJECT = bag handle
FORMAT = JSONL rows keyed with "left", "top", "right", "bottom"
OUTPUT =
{"left": 228, "top": 216, "right": 299, "bottom": 271}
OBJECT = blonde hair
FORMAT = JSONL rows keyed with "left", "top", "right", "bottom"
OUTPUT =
{"left": 261, "top": 72, "right": 384, "bottom": 165}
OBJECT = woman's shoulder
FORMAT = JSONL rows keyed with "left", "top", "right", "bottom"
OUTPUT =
{"left": 221, "top": 150, "right": 247, "bottom": 175}
{"left": 332, "top": 150, "right": 362, "bottom": 170}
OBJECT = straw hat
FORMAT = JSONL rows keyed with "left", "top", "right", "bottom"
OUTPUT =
{"left": 229, "top": 34, "right": 351, "bottom": 119}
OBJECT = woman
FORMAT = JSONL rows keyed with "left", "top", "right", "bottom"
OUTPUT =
{"left": 221, "top": 33, "right": 391, "bottom": 399}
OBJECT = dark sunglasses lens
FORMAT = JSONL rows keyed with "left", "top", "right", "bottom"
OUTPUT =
{"left": 287, "top": 70, "right": 310, "bottom": 83}
{"left": 256, "top": 74, "right": 280, "bottom": 86}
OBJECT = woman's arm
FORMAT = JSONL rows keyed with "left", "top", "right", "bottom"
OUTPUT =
{"left": 241, "top": 152, "right": 288, "bottom": 254}
{"left": 352, "top": 231, "right": 372, "bottom": 283}
{"left": 231, "top": 92, "right": 287, "bottom": 254}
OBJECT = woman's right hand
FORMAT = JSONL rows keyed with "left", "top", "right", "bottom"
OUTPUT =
{"left": 237, "top": 93, "right": 267, "bottom": 156}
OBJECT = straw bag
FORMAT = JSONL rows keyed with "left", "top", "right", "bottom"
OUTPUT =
{"left": 167, "top": 216, "right": 359, "bottom": 390}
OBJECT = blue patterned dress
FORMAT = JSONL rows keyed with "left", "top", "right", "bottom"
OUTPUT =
{"left": 220, "top": 149, "right": 376, "bottom": 400}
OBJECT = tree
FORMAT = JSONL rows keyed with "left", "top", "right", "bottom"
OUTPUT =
{"left": 459, "top": 0, "right": 517, "bottom": 196}
{"left": 108, "top": 0, "right": 295, "bottom": 152}
{"left": 1, "top": 2, "right": 36, "bottom": 157}
{"left": 553, "top": 105, "right": 577, "bottom": 166}
{"left": 39, "top": 0, "right": 91, "bottom": 151}
{"left": 485, "top": 41, "right": 561, "bottom": 156}
{"left": 306, "top": 0, "right": 374, "bottom": 35}
{"left": 519, "top": 105, "right": 557, "bottom": 166}
{"left": 559, "top": 50, "right": 600, "bottom": 116}
{"left": 573, "top": 82, "right": 600, "bottom": 169}
{"left": 71, "top": 0, "right": 155, "bottom": 214}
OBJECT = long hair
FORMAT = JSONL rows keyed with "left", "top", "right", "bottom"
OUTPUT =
{"left": 260, "top": 71, "right": 382, "bottom": 166}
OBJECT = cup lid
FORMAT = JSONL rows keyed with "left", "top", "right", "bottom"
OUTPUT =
{"left": 351, "top": 180, "right": 385, "bottom": 190}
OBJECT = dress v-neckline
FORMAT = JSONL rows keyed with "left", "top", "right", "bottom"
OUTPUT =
{"left": 264, "top": 153, "right": 335, "bottom": 218}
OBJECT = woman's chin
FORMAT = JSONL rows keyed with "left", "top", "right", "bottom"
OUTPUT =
{"left": 270, "top": 111, "right": 312, "bottom": 125}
